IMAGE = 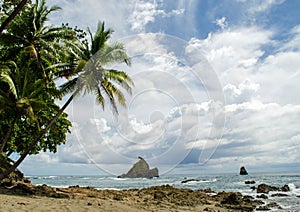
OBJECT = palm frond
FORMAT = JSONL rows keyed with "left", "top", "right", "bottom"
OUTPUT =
{"left": 59, "top": 77, "right": 78, "bottom": 96}
{"left": 104, "top": 69, "right": 134, "bottom": 94}
{"left": 0, "top": 68, "right": 17, "bottom": 98}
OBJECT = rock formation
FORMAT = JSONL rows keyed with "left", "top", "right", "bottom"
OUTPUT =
{"left": 118, "top": 156, "right": 159, "bottom": 178}
{"left": 256, "top": 183, "right": 290, "bottom": 194}
{"left": 181, "top": 179, "right": 199, "bottom": 184}
{"left": 239, "top": 166, "right": 248, "bottom": 175}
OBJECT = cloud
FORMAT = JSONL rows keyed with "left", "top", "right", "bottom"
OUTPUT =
{"left": 22, "top": 0, "right": 300, "bottom": 175}
{"left": 215, "top": 17, "right": 228, "bottom": 30}
{"left": 224, "top": 79, "right": 260, "bottom": 104}
{"left": 128, "top": 0, "right": 184, "bottom": 32}
{"left": 234, "top": 0, "right": 285, "bottom": 14}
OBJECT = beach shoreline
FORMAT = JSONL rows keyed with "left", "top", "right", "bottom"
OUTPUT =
{"left": 0, "top": 182, "right": 264, "bottom": 211}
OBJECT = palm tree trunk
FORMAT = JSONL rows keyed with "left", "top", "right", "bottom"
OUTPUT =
{"left": 0, "top": 0, "right": 28, "bottom": 34}
{"left": 0, "top": 92, "right": 76, "bottom": 180}
{"left": 0, "top": 116, "right": 17, "bottom": 153}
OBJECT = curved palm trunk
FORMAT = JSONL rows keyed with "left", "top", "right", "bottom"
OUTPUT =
{"left": 0, "top": 115, "right": 17, "bottom": 152}
{"left": 0, "top": 92, "right": 76, "bottom": 180}
{"left": 0, "top": 0, "right": 28, "bottom": 34}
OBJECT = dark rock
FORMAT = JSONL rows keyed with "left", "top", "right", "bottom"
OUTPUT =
{"left": 281, "top": 184, "right": 290, "bottom": 192}
{"left": 257, "top": 184, "right": 279, "bottom": 194}
{"left": 220, "top": 193, "right": 241, "bottom": 205}
{"left": 266, "top": 202, "right": 282, "bottom": 209}
{"left": 181, "top": 179, "right": 199, "bottom": 183}
{"left": 250, "top": 186, "right": 256, "bottom": 190}
{"left": 1, "top": 182, "right": 69, "bottom": 198}
{"left": 256, "top": 194, "right": 268, "bottom": 199}
{"left": 245, "top": 180, "right": 255, "bottom": 184}
{"left": 240, "top": 166, "right": 248, "bottom": 175}
{"left": 118, "top": 156, "right": 159, "bottom": 178}
{"left": 257, "top": 183, "right": 290, "bottom": 194}
{"left": 270, "top": 193, "right": 289, "bottom": 197}
{"left": 198, "top": 188, "right": 214, "bottom": 193}
{"left": 256, "top": 205, "right": 271, "bottom": 211}
{"left": 0, "top": 153, "right": 31, "bottom": 186}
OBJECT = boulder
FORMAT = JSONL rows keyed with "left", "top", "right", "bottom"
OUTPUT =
{"left": 239, "top": 166, "right": 248, "bottom": 175}
{"left": 245, "top": 180, "right": 255, "bottom": 184}
{"left": 257, "top": 184, "right": 278, "bottom": 194}
{"left": 181, "top": 179, "right": 199, "bottom": 184}
{"left": 256, "top": 194, "right": 268, "bottom": 199}
{"left": 270, "top": 193, "right": 289, "bottom": 197}
{"left": 118, "top": 156, "right": 159, "bottom": 178}
{"left": 257, "top": 183, "right": 290, "bottom": 194}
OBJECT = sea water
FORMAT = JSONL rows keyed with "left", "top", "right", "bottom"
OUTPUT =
{"left": 28, "top": 172, "right": 300, "bottom": 211}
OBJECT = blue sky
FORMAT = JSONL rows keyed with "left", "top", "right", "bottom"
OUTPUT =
{"left": 20, "top": 0, "right": 300, "bottom": 176}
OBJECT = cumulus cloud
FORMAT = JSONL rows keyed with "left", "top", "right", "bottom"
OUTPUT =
{"left": 224, "top": 79, "right": 260, "bottom": 104}
{"left": 128, "top": 0, "right": 184, "bottom": 32}
{"left": 23, "top": 0, "right": 300, "bottom": 175}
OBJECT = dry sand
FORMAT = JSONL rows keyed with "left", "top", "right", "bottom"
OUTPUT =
{"left": 0, "top": 193, "right": 228, "bottom": 212}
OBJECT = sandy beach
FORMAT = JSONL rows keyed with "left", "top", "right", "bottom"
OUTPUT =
{"left": 0, "top": 183, "right": 263, "bottom": 211}
{"left": 0, "top": 194, "right": 230, "bottom": 212}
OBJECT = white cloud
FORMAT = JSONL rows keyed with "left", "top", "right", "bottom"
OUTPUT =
{"left": 224, "top": 79, "right": 260, "bottom": 104}
{"left": 128, "top": 0, "right": 184, "bottom": 32}
{"left": 234, "top": 0, "right": 285, "bottom": 14}
{"left": 282, "top": 25, "right": 300, "bottom": 51}
{"left": 248, "top": 0, "right": 285, "bottom": 13}
{"left": 22, "top": 0, "right": 300, "bottom": 175}
{"left": 215, "top": 17, "right": 228, "bottom": 30}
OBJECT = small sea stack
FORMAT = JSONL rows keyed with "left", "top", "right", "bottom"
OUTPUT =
{"left": 240, "top": 166, "right": 248, "bottom": 175}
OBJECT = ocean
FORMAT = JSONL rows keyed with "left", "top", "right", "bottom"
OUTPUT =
{"left": 28, "top": 172, "right": 300, "bottom": 211}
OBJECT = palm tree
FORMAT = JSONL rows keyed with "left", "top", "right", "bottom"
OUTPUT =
{"left": 0, "top": 0, "right": 77, "bottom": 88}
{"left": 0, "top": 22, "right": 134, "bottom": 180}
{"left": 0, "top": 0, "right": 28, "bottom": 34}
{"left": 0, "top": 61, "right": 46, "bottom": 153}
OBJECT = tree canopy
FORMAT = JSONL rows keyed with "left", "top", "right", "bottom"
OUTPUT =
{"left": 0, "top": 0, "right": 133, "bottom": 181}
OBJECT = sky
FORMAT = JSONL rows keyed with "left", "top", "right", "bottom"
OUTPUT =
{"left": 20, "top": 0, "right": 300, "bottom": 176}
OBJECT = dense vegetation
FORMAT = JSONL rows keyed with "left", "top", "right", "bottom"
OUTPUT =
{"left": 0, "top": 0, "right": 133, "bottom": 181}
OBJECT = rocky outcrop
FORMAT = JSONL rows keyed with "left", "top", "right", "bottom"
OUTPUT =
{"left": 257, "top": 183, "right": 290, "bottom": 194}
{"left": 118, "top": 156, "right": 159, "bottom": 178}
{"left": 0, "top": 182, "right": 70, "bottom": 198}
{"left": 239, "top": 166, "right": 248, "bottom": 175}
{"left": 245, "top": 180, "right": 255, "bottom": 184}
{"left": 181, "top": 179, "right": 199, "bottom": 184}
{"left": 0, "top": 153, "right": 30, "bottom": 186}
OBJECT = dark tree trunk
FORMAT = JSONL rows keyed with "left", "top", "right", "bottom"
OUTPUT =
{"left": 0, "top": 93, "right": 75, "bottom": 180}
{"left": 0, "top": 115, "right": 17, "bottom": 152}
{"left": 0, "top": 0, "right": 28, "bottom": 34}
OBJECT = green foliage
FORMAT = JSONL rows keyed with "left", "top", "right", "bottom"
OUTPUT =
{"left": 0, "top": 0, "right": 75, "bottom": 156}
{"left": 0, "top": 0, "right": 133, "bottom": 179}
{"left": 60, "top": 21, "right": 133, "bottom": 114}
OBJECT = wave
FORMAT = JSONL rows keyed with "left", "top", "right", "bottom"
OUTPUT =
{"left": 288, "top": 183, "right": 300, "bottom": 195}
{"left": 110, "top": 177, "right": 127, "bottom": 181}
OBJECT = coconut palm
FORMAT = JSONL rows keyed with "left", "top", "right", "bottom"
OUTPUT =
{"left": 0, "top": 0, "right": 29, "bottom": 34}
{"left": 0, "top": 21, "right": 134, "bottom": 180}
{"left": 0, "top": 61, "right": 46, "bottom": 153}
{"left": 0, "top": 0, "right": 77, "bottom": 88}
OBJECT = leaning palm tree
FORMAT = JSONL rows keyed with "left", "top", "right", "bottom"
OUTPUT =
{"left": 0, "top": 22, "right": 134, "bottom": 180}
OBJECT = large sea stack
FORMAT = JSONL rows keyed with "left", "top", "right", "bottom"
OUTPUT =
{"left": 118, "top": 156, "right": 159, "bottom": 178}
{"left": 240, "top": 166, "right": 248, "bottom": 175}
